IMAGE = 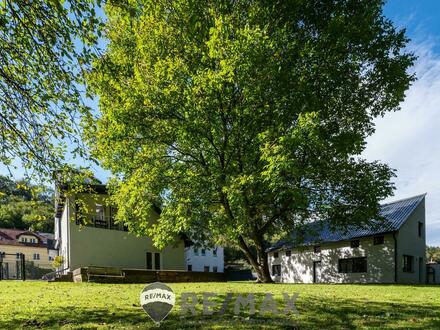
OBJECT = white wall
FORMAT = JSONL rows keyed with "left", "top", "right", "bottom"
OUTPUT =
{"left": 395, "top": 199, "right": 426, "bottom": 284}
{"left": 268, "top": 234, "right": 396, "bottom": 284}
{"left": 59, "top": 199, "right": 70, "bottom": 271}
{"left": 185, "top": 246, "right": 224, "bottom": 272}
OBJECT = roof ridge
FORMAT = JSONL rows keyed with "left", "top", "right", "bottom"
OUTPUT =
{"left": 380, "top": 193, "right": 426, "bottom": 206}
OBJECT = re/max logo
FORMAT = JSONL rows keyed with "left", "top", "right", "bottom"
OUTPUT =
{"left": 143, "top": 292, "right": 173, "bottom": 301}
{"left": 179, "top": 292, "right": 299, "bottom": 316}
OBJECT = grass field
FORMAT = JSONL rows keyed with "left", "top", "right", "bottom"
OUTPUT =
{"left": 1, "top": 281, "right": 440, "bottom": 329}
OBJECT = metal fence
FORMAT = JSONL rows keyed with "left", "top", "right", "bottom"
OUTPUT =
{"left": 0, "top": 253, "right": 53, "bottom": 280}
{"left": 0, "top": 253, "right": 25, "bottom": 280}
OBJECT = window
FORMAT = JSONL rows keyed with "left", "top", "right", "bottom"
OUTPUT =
{"left": 49, "top": 256, "right": 54, "bottom": 261}
{"left": 272, "top": 264, "right": 281, "bottom": 276}
{"left": 418, "top": 222, "right": 423, "bottom": 237}
{"left": 204, "top": 266, "right": 210, "bottom": 272}
{"left": 201, "top": 249, "right": 206, "bottom": 256}
{"left": 30, "top": 238, "right": 36, "bottom": 243}
{"left": 33, "top": 253, "right": 40, "bottom": 260}
{"left": 187, "top": 265, "right": 192, "bottom": 271}
{"left": 314, "top": 245, "right": 321, "bottom": 253}
{"left": 403, "top": 255, "right": 414, "bottom": 272}
{"left": 94, "top": 204, "right": 108, "bottom": 228}
{"left": 154, "top": 253, "right": 161, "bottom": 270}
{"left": 146, "top": 252, "right": 153, "bottom": 270}
{"left": 286, "top": 250, "right": 291, "bottom": 257}
{"left": 16, "top": 253, "right": 21, "bottom": 260}
{"left": 213, "top": 248, "right": 217, "bottom": 257}
{"left": 351, "top": 240, "right": 360, "bottom": 248}
{"left": 338, "top": 257, "right": 367, "bottom": 273}
{"left": 273, "top": 252, "right": 279, "bottom": 258}
{"left": 146, "top": 252, "right": 161, "bottom": 270}
{"left": 373, "top": 236, "right": 384, "bottom": 245}
{"left": 213, "top": 266, "right": 218, "bottom": 273}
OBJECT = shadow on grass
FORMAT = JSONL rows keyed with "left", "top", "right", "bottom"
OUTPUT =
{"left": 297, "top": 295, "right": 440, "bottom": 329}
{"left": 2, "top": 293, "right": 440, "bottom": 329}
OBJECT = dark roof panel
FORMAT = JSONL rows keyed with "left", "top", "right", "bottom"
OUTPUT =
{"left": 267, "top": 194, "right": 426, "bottom": 252}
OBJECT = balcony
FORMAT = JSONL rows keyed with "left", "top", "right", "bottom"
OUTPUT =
{"left": 75, "top": 215, "right": 128, "bottom": 232}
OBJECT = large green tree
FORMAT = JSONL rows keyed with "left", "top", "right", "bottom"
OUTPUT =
{"left": 88, "top": 0, "right": 415, "bottom": 282}
{"left": 0, "top": 0, "right": 101, "bottom": 180}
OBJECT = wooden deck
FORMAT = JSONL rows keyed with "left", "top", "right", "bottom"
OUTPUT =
{"left": 72, "top": 266, "right": 227, "bottom": 283}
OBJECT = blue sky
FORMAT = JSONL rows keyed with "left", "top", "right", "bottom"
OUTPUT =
{"left": 1, "top": 1, "right": 440, "bottom": 244}
{"left": 364, "top": 0, "right": 440, "bottom": 245}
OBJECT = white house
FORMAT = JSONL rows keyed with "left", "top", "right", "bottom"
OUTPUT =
{"left": 184, "top": 245, "right": 224, "bottom": 273}
{"left": 54, "top": 184, "right": 186, "bottom": 273}
{"left": 267, "top": 194, "right": 426, "bottom": 284}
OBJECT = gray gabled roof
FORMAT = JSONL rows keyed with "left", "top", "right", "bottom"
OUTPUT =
{"left": 267, "top": 194, "right": 426, "bottom": 252}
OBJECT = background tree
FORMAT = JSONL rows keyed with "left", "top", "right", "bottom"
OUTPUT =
{"left": 87, "top": 0, "right": 415, "bottom": 282}
{"left": 426, "top": 246, "right": 440, "bottom": 263}
{"left": 0, "top": 175, "right": 54, "bottom": 232}
{"left": 0, "top": 0, "right": 101, "bottom": 181}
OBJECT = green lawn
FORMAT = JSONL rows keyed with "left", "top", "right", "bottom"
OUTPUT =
{"left": 1, "top": 281, "right": 440, "bottom": 329}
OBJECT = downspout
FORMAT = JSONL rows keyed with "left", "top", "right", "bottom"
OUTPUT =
{"left": 66, "top": 197, "right": 71, "bottom": 272}
{"left": 393, "top": 232, "right": 398, "bottom": 283}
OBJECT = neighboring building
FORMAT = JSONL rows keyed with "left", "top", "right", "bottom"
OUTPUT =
{"left": 54, "top": 184, "right": 186, "bottom": 273}
{"left": 38, "top": 232, "right": 57, "bottom": 262}
{"left": 426, "top": 262, "right": 440, "bottom": 284}
{"left": 267, "top": 194, "right": 426, "bottom": 284}
{"left": 0, "top": 228, "right": 54, "bottom": 278}
{"left": 185, "top": 245, "right": 224, "bottom": 273}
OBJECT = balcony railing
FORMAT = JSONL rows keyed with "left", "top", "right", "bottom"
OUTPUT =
{"left": 75, "top": 215, "right": 128, "bottom": 232}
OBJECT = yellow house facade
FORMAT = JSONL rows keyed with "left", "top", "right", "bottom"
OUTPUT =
{"left": 0, "top": 229, "right": 54, "bottom": 279}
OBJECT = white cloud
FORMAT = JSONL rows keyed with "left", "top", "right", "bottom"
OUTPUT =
{"left": 363, "top": 40, "right": 440, "bottom": 245}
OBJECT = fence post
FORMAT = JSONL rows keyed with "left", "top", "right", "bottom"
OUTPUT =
{"left": 0, "top": 253, "right": 3, "bottom": 281}
{"left": 20, "top": 253, "right": 26, "bottom": 281}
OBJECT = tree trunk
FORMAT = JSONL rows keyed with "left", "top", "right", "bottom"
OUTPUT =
{"left": 238, "top": 235, "right": 274, "bottom": 283}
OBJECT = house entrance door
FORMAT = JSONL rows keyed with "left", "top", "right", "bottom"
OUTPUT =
{"left": 313, "top": 261, "right": 321, "bottom": 283}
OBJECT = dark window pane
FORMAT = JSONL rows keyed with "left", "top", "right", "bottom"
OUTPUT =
{"left": 338, "top": 257, "right": 367, "bottom": 273}
{"left": 403, "top": 255, "right": 414, "bottom": 272}
{"left": 314, "top": 245, "right": 321, "bottom": 253}
{"left": 351, "top": 240, "right": 360, "bottom": 248}
{"left": 154, "top": 253, "right": 160, "bottom": 270}
{"left": 146, "top": 252, "right": 152, "bottom": 270}
{"left": 373, "top": 236, "right": 384, "bottom": 245}
{"left": 273, "top": 252, "right": 279, "bottom": 258}
{"left": 286, "top": 250, "right": 291, "bottom": 257}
